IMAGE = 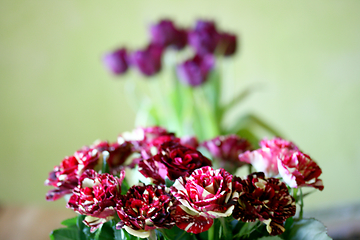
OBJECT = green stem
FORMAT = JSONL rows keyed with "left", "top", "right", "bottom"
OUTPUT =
{"left": 292, "top": 188, "right": 298, "bottom": 202}
{"left": 299, "top": 188, "right": 304, "bottom": 219}
{"left": 101, "top": 151, "right": 110, "bottom": 174}
{"left": 248, "top": 164, "right": 253, "bottom": 175}
{"left": 148, "top": 230, "right": 157, "bottom": 240}
{"left": 208, "top": 223, "right": 215, "bottom": 240}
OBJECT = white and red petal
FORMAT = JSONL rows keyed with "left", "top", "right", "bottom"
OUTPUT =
{"left": 171, "top": 166, "right": 236, "bottom": 233}
{"left": 278, "top": 151, "right": 324, "bottom": 190}
{"left": 174, "top": 206, "right": 213, "bottom": 234}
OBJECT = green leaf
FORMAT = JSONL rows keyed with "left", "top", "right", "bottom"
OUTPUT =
{"left": 257, "top": 236, "right": 283, "bottom": 240}
{"left": 121, "top": 179, "right": 130, "bottom": 195}
{"left": 50, "top": 228, "right": 81, "bottom": 240}
{"left": 222, "top": 87, "right": 253, "bottom": 113}
{"left": 236, "top": 128, "right": 260, "bottom": 149}
{"left": 283, "top": 218, "right": 332, "bottom": 240}
{"left": 160, "top": 226, "right": 193, "bottom": 240}
{"left": 61, "top": 217, "right": 77, "bottom": 227}
{"left": 165, "top": 178, "right": 175, "bottom": 187}
{"left": 219, "top": 217, "right": 233, "bottom": 240}
{"left": 113, "top": 228, "right": 124, "bottom": 240}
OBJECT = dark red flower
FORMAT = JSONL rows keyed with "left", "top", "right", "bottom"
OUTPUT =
{"left": 176, "top": 54, "right": 215, "bottom": 87}
{"left": 171, "top": 166, "right": 237, "bottom": 234}
{"left": 180, "top": 135, "right": 199, "bottom": 149}
{"left": 116, "top": 184, "right": 176, "bottom": 238}
{"left": 138, "top": 141, "right": 212, "bottom": 184}
{"left": 118, "top": 126, "right": 178, "bottom": 160}
{"left": 233, "top": 172, "right": 296, "bottom": 235}
{"left": 45, "top": 140, "right": 133, "bottom": 201}
{"left": 219, "top": 32, "right": 237, "bottom": 56}
{"left": 278, "top": 151, "right": 324, "bottom": 190}
{"left": 103, "top": 48, "right": 129, "bottom": 75}
{"left": 201, "top": 134, "right": 252, "bottom": 171}
{"left": 45, "top": 146, "right": 102, "bottom": 201}
{"left": 67, "top": 169, "right": 125, "bottom": 232}
{"left": 149, "top": 19, "right": 187, "bottom": 50}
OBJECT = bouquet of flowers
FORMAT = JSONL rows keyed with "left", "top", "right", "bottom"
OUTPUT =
{"left": 45, "top": 19, "right": 331, "bottom": 240}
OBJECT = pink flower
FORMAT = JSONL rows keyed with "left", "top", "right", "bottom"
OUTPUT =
{"left": 67, "top": 169, "right": 125, "bottom": 232}
{"left": 171, "top": 166, "right": 237, "bottom": 234}
{"left": 201, "top": 134, "right": 252, "bottom": 171}
{"left": 138, "top": 141, "right": 212, "bottom": 184}
{"left": 233, "top": 172, "right": 296, "bottom": 236}
{"left": 116, "top": 184, "right": 176, "bottom": 238}
{"left": 239, "top": 137, "right": 299, "bottom": 177}
{"left": 278, "top": 151, "right": 324, "bottom": 190}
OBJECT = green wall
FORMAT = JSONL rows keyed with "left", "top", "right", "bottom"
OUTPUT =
{"left": 1, "top": 0, "right": 359, "bottom": 211}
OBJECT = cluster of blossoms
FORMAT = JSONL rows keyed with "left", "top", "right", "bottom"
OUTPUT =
{"left": 46, "top": 126, "right": 324, "bottom": 238}
{"left": 103, "top": 19, "right": 237, "bottom": 86}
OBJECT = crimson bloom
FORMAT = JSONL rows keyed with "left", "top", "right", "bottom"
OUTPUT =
{"left": 67, "top": 169, "right": 125, "bottom": 232}
{"left": 45, "top": 155, "right": 80, "bottom": 201}
{"left": 45, "top": 141, "right": 132, "bottom": 201}
{"left": 278, "top": 151, "right": 324, "bottom": 190}
{"left": 176, "top": 54, "right": 215, "bottom": 86}
{"left": 118, "top": 126, "right": 178, "bottom": 160}
{"left": 138, "top": 141, "right": 212, "bottom": 184}
{"left": 103, "top": 48, "right": 129, "bottom": 75}
{"left": 116, "top": 184, "right": 176, "bottom": 238}
{"left": 45, "top": 145, "right": 103, "bottom": 201}
{"left": 170, "top": 166, "right": 237, "bottom": 234}
{"left": 233, "top": 172, "right": 296, "bottom": 236}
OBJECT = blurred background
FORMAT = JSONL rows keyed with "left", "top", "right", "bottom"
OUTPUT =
{"left": 1, "top": 1, "right": 360, "bottom": 239}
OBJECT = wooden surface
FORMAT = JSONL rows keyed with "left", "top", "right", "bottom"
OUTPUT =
{"left": 0, "top": 205, "right": 76, "bottom": 240}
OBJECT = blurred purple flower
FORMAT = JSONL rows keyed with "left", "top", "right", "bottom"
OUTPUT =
{"left": 188, "top": 20, "right": 221, "bottom": 55}
{"left": 103, "top": 48, "right": 129, "bottom": 75}
{"left": 131, "top": 44, "right": 163, "bottom": 76}
{"left": 150, "top": 19, "right": 188, "bottom": 50}
{"left": 176, "top": 54, "right": 215, "bottom": 86}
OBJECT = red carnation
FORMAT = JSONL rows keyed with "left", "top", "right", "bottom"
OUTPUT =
{"left": 202, "top": 134, "right": 252, "bottom": 172}
{"left": 45, "top": 140, "right": 132, "bottom": 201}
{"left": 171, "top": 166, "right": 237, "bottom": 234}
{"left": 116, "top": 184, "right": 176, "bottom": 238}
{"left": 278, "top": 151, "right": 324, "bottom": 190}
{"left": 233, "top": 172, "right": 296, "bottom": 235}
{"left": 239, "top": 137, "right": 299, "bottom": 177}
{"left": 67, "top": 169, "right": 125, "bottom": 232}
{"left": 138, "top": 141, "right": 212, "bottom": 184}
